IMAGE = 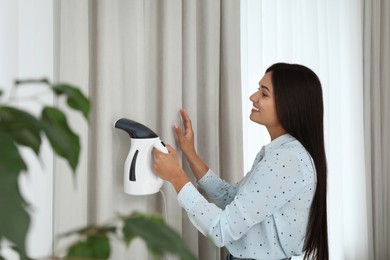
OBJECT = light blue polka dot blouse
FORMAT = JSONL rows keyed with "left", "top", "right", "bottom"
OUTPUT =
{"left": 177, "top": 134, "right": 316, "bottom": 259}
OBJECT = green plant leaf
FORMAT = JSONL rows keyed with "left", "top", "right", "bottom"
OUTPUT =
{"left": 41, "top": 106, "right": 80, "bottom": 172}
{"left": 123, "top": 213, "right": 196, "bottom": 260}
{"left": 52, "top": 83, "right": 90, "bottom": 120}
{"left": 0, "top": 106, "right": 42, "bottom": 155}
{"left": 0, "top": 132, "right": 30, "bottom": 258}
{"left": 66, "top": 234, "right": 110, "bottom": 259}
{"left": 0, "top": 89, "right": 3, "bottom": 97}
{"left": 59, "top": 225, "right": 117, "bottom": 238}
{"left": 0, "top": 131, "right": 28, "bottom": 174}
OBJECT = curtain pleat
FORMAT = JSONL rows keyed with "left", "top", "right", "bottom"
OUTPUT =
{"left": 53, "top": 0, "right": 91, "bottom": 254}
{"left": 363, "top": 0, "right": 390, "bottom": 259}
{"left": 54, "top": 1, "right": 242, "bottom": 259}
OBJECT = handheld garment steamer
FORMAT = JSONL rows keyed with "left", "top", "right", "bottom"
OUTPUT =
{"left": 114, "top": 118, "right": 168, "bottom": 195}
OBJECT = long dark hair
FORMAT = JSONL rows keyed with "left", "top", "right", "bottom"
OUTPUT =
{"left": 266, "top": 63, "right": 329, "bottom": 260}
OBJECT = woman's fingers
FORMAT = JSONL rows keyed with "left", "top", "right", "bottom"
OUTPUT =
{"left": 153, "top": 144, "right": 176, "bottom": 158}
{"left": 175, "top": 109, "right": 193, "bottom": 141}
{"left": 173, "top": 123, "right": 184, "bottom": 139}
{"left": 152, "top": 146, "right": 164, "bottom": 158}
{"left": 180, "top": 109, "right": 193, "bottom": 133}
{"left": 174, "top": 109, "right": 196, "bottom": 155}
{"left": 165, "top": 144, "right": 176, "bottom": 155}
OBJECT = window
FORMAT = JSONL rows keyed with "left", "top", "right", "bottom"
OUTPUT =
{"left": 240, "top": 1, "right": 370, "bottom": 258}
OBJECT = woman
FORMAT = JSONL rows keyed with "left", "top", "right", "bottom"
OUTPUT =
{"left": 153, "top": 63, "right": 328, "bottom": 260}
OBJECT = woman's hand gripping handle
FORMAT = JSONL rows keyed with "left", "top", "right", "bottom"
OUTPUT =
{"left": 152, "top": 144, "right": 189, "bottom": 193}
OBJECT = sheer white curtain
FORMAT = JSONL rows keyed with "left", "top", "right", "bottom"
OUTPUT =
{"left": 241, "top": 1, "right": 372, "bottom": 259}
{"left": 0, "top": 0, "right": 55, "bottom": 259}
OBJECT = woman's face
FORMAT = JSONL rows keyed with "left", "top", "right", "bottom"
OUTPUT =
{"left": 249, "top": 72, "right": 285, "bottom": 137}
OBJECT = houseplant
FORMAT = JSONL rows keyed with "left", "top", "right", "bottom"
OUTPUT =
{"left": 0, "top": 79, "right": 195, "bottom": 260}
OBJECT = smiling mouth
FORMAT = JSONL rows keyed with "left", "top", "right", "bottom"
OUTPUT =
{"left": 252, "top": 106, "right": 260, "bottom": 112}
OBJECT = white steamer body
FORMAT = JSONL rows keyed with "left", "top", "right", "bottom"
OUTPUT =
{"left": 124, "top": 137, "right": 164, "bottom": 195}
{"left": 115, "top": 118, "right": 167, "bottom": 196}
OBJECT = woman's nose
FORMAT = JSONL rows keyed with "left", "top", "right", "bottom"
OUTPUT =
{"left": 249, "top": 92, "right": 257, "bottom": 102}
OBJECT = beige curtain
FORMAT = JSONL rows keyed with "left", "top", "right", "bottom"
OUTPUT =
{"left": 53, "top": 1, "right": 243, "bottom": 259}
{"left": 363, "top": 0, "right": 390, "bottom": 259}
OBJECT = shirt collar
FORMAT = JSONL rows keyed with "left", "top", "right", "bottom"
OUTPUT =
{"left": 263, "top": 133, "right": 295, "bottom": 154}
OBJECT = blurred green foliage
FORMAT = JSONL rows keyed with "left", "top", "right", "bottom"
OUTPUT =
{"left": 0, "top": 80, "right": 195, "bottom": 260}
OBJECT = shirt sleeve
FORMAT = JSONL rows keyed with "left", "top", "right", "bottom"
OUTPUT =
{"left": 196, "top": 169, "right": 239, "bottom": 209}
{"left": 177, "top": 149, "right": 308, "bottom": 247}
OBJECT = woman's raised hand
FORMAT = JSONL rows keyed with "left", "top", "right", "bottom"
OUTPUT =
{"left": 174, "top": 109, "right": 196, "bottom": 156}
{"left": 174, "top": 108, "right": 209, "bottom": 180}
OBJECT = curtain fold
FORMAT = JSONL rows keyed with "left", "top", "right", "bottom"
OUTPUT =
{"left": 53, "top": 1, "right": 242, "bottom": 259}
{"left": 363, "top": 0, "right": 390, "bottom": 259}
{"left": 53, "top": 1, "right": 90, "bottom": 245}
